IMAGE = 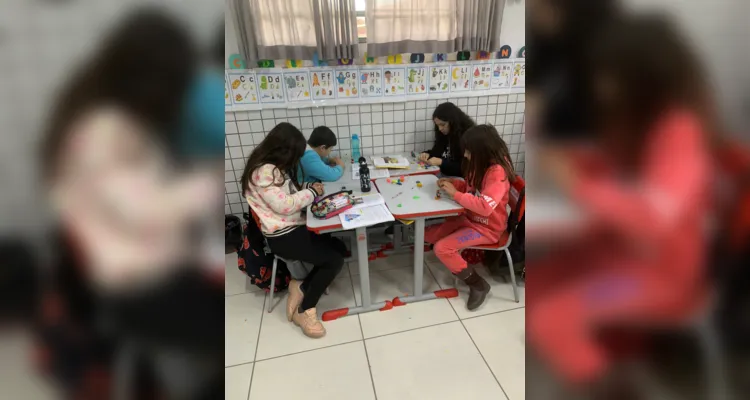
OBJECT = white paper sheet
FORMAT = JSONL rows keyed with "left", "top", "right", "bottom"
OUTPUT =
{"left": 339, "top": 204, "right": 394, "bottom": 230}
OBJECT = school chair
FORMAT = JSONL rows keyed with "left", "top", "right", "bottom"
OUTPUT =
{"left": 455, "top": 175, "right": 525, "bottom": 303}
{"left": 266, "top": 254, "right": 321, "bottom": 313}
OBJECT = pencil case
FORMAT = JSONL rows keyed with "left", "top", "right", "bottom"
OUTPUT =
{"left": 311, "top": 190, "right": 355, "bottom": 219}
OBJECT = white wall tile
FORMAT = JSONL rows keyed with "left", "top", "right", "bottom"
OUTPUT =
{"left": 325, "top": 115, "right": 337, "bottom": 127}
{"left": 337, "top": 114, "right": 349, "bottom": 126}
{"left": 349, "top": 113, "right": 360, "bottom": 125}
{"left": 300, "top": 117, "right": 313, "bottom": 129}
{"left": 361, "top": 113, "right": 372, "bottom": 124}
{"left": 372, "top": 113, "right": 383, "bottom": 123}
{"left": 262, "top": 119, "right": 276, "bottom": 131}
{"left": 226, "top": 122, "right": 238, "bottom": 134}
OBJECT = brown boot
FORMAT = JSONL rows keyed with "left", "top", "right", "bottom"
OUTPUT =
{"left": 456, "top": 267, "right": 490, "bottom": 310}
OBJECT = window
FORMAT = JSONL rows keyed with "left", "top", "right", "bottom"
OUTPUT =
{"left": 356, "top": 0, "right": 367, "bottom": 42}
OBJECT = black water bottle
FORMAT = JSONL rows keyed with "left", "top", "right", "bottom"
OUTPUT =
{"left": 358, "top": 157, "right": 371, "bottom": 192}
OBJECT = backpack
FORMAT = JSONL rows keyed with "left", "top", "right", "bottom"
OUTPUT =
{"left": 225, "top": 215, "right": 243, "bottom": 254}
{"left": 237, "top": 209, "right": 292, "bottom": 293}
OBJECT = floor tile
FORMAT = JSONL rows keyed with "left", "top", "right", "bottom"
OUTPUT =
{"left": 225, "top": 252, "right": 261, "bottom": 295}
{"left": 352, "top": 266, "right": 458, "bottom": 338}
{"left": 348, "top": 251, "right": 414, "bottom": 276}
{"left": 254, "top": 275, "right": 363, "bottom": 360}
{"left": 464, "top": 309, "right": 525, "bottom": 400}
{"left": 366, "top": 322, "right": 505, "bottom": 400}
{"left": 225, "top": 363, "right": 253, "bottom": 400}
{"left": 225, "top": 292, "right": 266, "bottom": 367}
{"left": 249, "top": 342, "right": 375, "bottom": 400}
{"left": 427, "top": 259, "right": 525, "bottom": 319}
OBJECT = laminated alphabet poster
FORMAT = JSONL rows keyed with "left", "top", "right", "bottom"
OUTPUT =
{"left": 359, "top": 67, "right": 383, "bottom": 97}
{"left": 335, "top": 69, "right": 360, "bottom": 99}
{"left": 428, "top": 66, "right": 450, "bottom": 94}
{"left": 283, "top": 71, "right": 311, "bottom": 102}
{"left": 257, "top": 72, "right": 284, "bottom": 103}
{"left": 382, "top": 67, "right": 406, "bottom": 97}
{"left": 491, "top": 62, "right": 512, "bottom": 89}
{"left": 228, "top": 72, "right": 259, "bottom": 105}
{"left": 406, "top": 66, "right": 427, "bottom": 95}
{"left": 450, "top": 65, "right": 471, "bottom": 92}
{"left": 310, "top": 70, "right": 335, "bottom": 101}
{"left": 511, "top": 61, "right": 526, "bottom": 88}
{"left": 471, "top": 63, "right": 493, "bottom": 91}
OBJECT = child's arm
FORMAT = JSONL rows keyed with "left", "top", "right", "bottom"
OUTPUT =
{"left": 571, "top": 111, "right": 708, "bottom": 242}
{"left": 452, "top": 168, "right": 509, "bottom": 217}
{"left": 253, "top": 165, "right": 317, "bottom": 215}
{"left": 300, "top": 150, "right": 343, "bottom": 182}
{"left": 449, "top": 178, "right": 468, "bottom": 193}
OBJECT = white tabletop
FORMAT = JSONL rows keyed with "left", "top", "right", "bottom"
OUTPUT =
{"left": 305, "top": 156, "right": 440, "bottom": 231}
{"left": 374, "top": 174, "right": 463, "bottom": 219}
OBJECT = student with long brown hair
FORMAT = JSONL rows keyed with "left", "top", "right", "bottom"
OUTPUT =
{"left": 426, "top": 125, "right": 516, "bottom": 310}
{"left": 242, "top": 122, "right": 344, "bottom": 339}
{"left": 528, "top": 14, "right": 715, "bottom": 391}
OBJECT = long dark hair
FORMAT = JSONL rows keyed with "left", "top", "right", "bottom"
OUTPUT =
{"left": 461, "top": 125, "right": 516, "bottom": 191}
{"left": 432, "top": 102, "right": 475, "bottom": 159}
{"left": 241, "top": 123, "right": 307, "bottom": 195}
{"left": 588, "top": 13, "right": 715, "bottom": 170}
{"left": 40, "top": 8, "right": 196, "bottom": 181}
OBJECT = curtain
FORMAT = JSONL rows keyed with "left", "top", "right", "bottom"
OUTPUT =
{"left": 228, "top": 0, "right": 358, "bottom": 64}
{"left": 312, "top": 0, "right": 359, "bottom": 60}
{"left": 366, "top": 0, "right": 505, "bottom": 57}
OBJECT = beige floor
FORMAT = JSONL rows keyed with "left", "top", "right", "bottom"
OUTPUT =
{"left": 225, "top": 250, "right": 525, "bottom": 400}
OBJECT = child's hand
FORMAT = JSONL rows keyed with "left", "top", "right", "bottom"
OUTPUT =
{"left": 437, "top": 178, "right": 451, "bottom": 187}
{"left": 331, "top": 156, "right": 345, "bottom": 168}
{"left": 439, "top": 180, "right": 457, "bottom": 197}
{"left": 312, "top": 182, "right": 324, "bottom": 196}
{"left": 427, "top": 157, "right": 443, "bottom": 166}
{"left": 418, "top": 152, "right": 430, "bottom": 162}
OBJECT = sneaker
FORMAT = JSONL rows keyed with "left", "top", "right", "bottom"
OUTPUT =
{"left": 291, "top": 308, "right": 326, "bottom": 338}
{"left": 286, "top": 280, "right": 304, "bottom": 322}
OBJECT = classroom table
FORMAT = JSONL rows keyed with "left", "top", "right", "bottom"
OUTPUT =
{"left": 308, "top": 159, "right": 441, "bottom": 320}
{"left": 373, "top": 174, "right": 464, "bottom": 306}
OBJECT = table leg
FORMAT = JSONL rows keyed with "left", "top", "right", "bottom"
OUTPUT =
{"left": 322, "top": 227, "right": 392, "bottom": 321}
{"left": 393, "top": 222, "right": 402, "bottom": 250}
{"left": 392, "top": 218, "right": 458, "bottom": 306}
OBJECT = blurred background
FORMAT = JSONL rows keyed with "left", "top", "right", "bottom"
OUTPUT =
{"left": 527, "top": 0, "right": 749, "bottom": 399}
{"left": 0, "top": 0, "right": 223, "bottom": 399}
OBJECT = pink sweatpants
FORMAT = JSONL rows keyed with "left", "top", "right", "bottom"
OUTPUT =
{"left": 424, "top": 216, "right": 497, "bottom": 274}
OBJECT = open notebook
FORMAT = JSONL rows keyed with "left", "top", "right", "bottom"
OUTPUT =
{"left": 372, "top": 156, "right": 410, "bottom": 169}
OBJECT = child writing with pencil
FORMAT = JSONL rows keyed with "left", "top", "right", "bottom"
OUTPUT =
{"left": 428, "top": 125, "right": 516, "bottom": 310}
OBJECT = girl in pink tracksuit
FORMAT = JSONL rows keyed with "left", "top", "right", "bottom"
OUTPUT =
{"left": 528, "top": 15, "right": 717, "bottom": 392}
{"left": 426, "top": 124, "right": 515, "bottom": 310}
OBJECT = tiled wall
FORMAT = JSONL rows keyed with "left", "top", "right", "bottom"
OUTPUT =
{"left": 225, "top": 94, "right": 526, "bottom": 216}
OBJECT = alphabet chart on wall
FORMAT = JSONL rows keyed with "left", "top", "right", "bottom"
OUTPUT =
{"left": 228, "top": 72, "right": 259, "bottom": 105}
{"left": 451, "top": 65, "right": 471, "bottom": 92}
{"left": 225, "top": 58, "right": 525, "bottom": 109}
{"left": 491, "top": 62, "right": 512, "bottom": 89}
{"left": 310, "top": 70, "right": 335, "bottom": 101}
{"left": 382, "top": 67, "right": 406, "bottom": 97}
{"left": 257, "top": 72, "right": 284, "bottom": 103}
{"left": 511, "top": 61, "right": 526, "bottom": 88}
{"left": 428, "top": 65, "right": 450, "bottom": 94}
{"left": 359, "top": 67, "right": 383, "bottom": 97}
{"left": 283, "top": 71, "right": 312, "bottom": 102}
{"left": 335, "top": 69, "right": 360, "bottom": 99}
{"left": 471, "top": 63, "right": 493, "bottom": 91}
{"left": 406, "top": 66, "right": 428, "bottom": 95}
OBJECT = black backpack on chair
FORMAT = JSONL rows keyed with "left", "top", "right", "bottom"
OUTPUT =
{"left": 236, "top": 209, "right": 291, "bottom": 293}
{"left": 225, "top": 215, "right": 243, "bottom": 254}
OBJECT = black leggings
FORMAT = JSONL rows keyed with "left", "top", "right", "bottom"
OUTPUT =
{"left": 266, "top": 227, "right": 345, "bottom": 311}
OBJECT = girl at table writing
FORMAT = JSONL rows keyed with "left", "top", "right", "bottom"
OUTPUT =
{"left": 428, "top": 125, "right": 515, "bottom": 310}
{"left": 418, "top": 102, "right": 475, "bottom": 177}
{"left": 242, "top": 122, "right": 344, "bottom": 338}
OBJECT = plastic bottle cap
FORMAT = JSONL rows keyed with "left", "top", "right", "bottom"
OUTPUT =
{"left": 352, "top": 134, "right": 358, "bottom": 139}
